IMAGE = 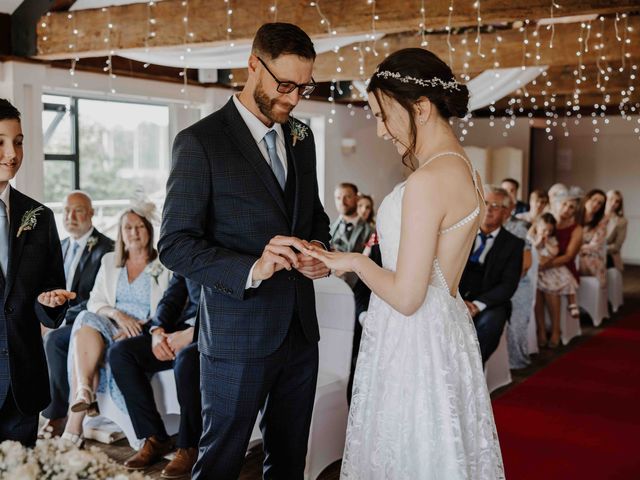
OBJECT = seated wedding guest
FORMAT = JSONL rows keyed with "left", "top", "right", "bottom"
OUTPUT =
{"left": 536, "top": 191, "right": 583, "bottom": 347}
{"left": 502, "top": 194, "right": 535, "bottom": 369}
{"left": 459, "top": 187, "right": 523, "bottom": 363}
{"left": 110, "top": 273, "right": 201, "bottom": 477}
{"left": 501, "top": 177, "right": 528, "bottom": 215}
{"left": 357, "top": 194, "right": 376, "bottom": 228}
{"left": 60, "top": 201, "right": 171, "bottom": 447}
{"left": 577, "top": 189, "right": 608, "bottom": 286}
{"left": 0, "top": 99, "right": 73, "bottom": 446}
{"left": 330, "top": 183, "right": 374, "bottom": 262}
{"left": 516, "top": 189, "right": 549, "bottom": 225}
{"left": 605, "top": 189, "right": 627, "bottom": 271}
{"left": 40, "top": 191, "right": 114, "bottom": 439}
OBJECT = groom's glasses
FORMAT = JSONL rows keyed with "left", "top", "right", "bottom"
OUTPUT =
{"left": 257, "top": 57, "right": 317, "bottom": 97}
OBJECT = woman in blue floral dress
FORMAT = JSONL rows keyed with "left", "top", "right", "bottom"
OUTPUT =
{"left": 61, "top": 204, "right": 170, "bottom": 446}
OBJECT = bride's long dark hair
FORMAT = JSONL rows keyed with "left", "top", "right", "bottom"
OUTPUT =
{"left": 367, "top": 48, "right": 469, "bottom": 169}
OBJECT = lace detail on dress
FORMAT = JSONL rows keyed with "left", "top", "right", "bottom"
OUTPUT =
{"left": 341, "top": 151, "right": 504, "bottom": 480}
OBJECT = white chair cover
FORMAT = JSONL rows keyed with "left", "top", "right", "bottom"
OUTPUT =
{"left": 607, "top": 268, "right": 624, "bottom": 313}
{"left": 484, "top": 327, "right": 512, "bottom": 394}
{"left": 578, "top": 276, "right": 608, "bottom": 327}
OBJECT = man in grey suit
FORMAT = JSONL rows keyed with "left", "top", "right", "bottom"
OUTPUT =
{"left": 159, "top": 23, "right": 331, "bottom": 479}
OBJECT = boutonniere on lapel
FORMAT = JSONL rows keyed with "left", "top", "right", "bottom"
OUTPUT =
{"left": 288, "top": 118, "right": 309, "bottom": 146}
{"left": 17, "top": 206, "right": 44, "bottom": 238}
{"left": 86, "top": 236, "right": 99, "bottom": 253}
{"left": 145, "top": 261, "right": 164, "bottom": 285}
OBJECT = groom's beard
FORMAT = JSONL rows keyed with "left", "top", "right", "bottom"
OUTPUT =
{"left": 254, "top": 83, "right": 295, "bottom": 124}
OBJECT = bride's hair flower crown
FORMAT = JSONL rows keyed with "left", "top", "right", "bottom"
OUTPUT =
{"left": 374, "top": 68, "right": 461, "bottom": 91}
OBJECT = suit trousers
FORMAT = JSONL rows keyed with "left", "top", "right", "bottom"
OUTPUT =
{"left": 108, "top": 335, "right": 201, "bottom": 448}
{"left": 474, "top": 304, "right": 509, "bottom": 363}
{"left": 0, "top": 388, "right": 38, "bottom": 446}
{"left": 42, "top": 324, "right": 73, "bottom": 420}
{"left": 193, "top": 316, "right": 319, "bottom": 480}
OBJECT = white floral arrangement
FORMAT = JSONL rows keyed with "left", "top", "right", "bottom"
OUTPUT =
{"left": 0, "top": 439, "right": 149, "bottom": 480}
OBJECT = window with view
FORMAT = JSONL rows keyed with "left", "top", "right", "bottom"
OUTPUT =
{"left": 43, "top": 95, "right": 170, "bottom": 237}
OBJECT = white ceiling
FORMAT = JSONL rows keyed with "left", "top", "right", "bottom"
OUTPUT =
{"left": 0, "top": 0, "right": 23, "bottom": 14}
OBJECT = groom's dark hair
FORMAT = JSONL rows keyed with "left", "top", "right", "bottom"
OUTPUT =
{"left": 0, "top": 99, "right": 21, "bottom": 121}
{"left": 252, "top": 23, "right": 316, "bottom": 61}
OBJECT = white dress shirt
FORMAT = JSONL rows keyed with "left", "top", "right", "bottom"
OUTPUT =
{"left": 64, "top": 227, "right": 95, "bottom": 290}
{"left": 232, "top": 95, "right": 289, "bottom": 289}
{"left": 471, "top": 227, "right": 501, "bottom": 312}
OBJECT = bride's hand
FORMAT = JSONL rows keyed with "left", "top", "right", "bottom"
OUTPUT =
{"left": 304, "top": 245, "right": 360, "bottom": 273}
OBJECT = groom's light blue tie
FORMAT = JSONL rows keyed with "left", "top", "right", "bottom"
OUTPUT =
{"left": 0, "top": 200, "right": 9, "bottom": 278}
{"left": 263, "top": 130, "right": 286, "bottom": 190}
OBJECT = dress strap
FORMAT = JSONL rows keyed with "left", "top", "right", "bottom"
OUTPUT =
{"left": 419, "top": 151, "right": 482, "bottom": 235}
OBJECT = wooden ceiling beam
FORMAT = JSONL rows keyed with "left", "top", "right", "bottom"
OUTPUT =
{"left": 312, "top": 15, "right": 640, "bottom": 82}
{"left": 35, "top": 0, "right": 640, "bottom": 60}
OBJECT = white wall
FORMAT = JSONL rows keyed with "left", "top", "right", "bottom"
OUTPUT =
{"left": 0, "top": 60, "right": 403, "bottom": 225}
{"left": 295, "top": 101, "right": 405, "bottom": 222}
{"left": 457, "top": 117, "right": 533, "bottom": 198}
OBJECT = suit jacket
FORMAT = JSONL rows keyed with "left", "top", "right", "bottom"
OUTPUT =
{"left": 329, "top": 217, "right": 373, "bottom": 254}
{"left": 62, "top": 228, "right": 114, "bottom": 325}
{"left": 459, "top": 228, "right": 524, "bottom": 312}
{"left": 150, "top": 272, "right": 201, "bottom": 333}
{"left": 0, "top": 188, "right": 67, "bottom": 415}
{"left": 159, "top": 99, "right": 331, "bottom": 360}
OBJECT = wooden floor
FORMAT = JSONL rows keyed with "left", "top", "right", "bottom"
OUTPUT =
{"left": 91, "top": 266, "right": 640, "bottom": 480}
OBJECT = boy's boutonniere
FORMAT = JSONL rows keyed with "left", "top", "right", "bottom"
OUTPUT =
{"left": 17, "top": 206, "right": 44, "bottom": 238}
{"left": 288, "top": 118, "right": 309, "bottom": 146}
{"left": 86, "top": 236, "right": 98, "bottom": 253}
{"left": 145, "top": 261, "right": 164, "bottom": 285}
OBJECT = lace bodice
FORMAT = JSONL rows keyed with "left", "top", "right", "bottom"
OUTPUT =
{"left": 376, "top": 151, "right": 481, "bottom": 295}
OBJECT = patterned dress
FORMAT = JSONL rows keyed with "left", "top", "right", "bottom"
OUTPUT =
{"left": 67, "top": 267, "right": 151, "bottom": 412}
{"left": 578, "top": 220, "right": 607, "bottom": 285}
{"left": 537, "top": 237, "right": 578, "bottom": 296}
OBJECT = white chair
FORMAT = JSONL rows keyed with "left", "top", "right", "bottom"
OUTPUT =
{"left": 577, "top": 276, "right": 608, "bottom": 327}
{"left": 607, "top": 268, "right": 624, "bottom": 313}
{"left": 91, "top": 369, "right": 181, "bottom": 450}
{"left": 249, "top": 275, "right": 355, "bottom": 479}
{"left": 484, "top": 327, "right": 512, "bottom": 394}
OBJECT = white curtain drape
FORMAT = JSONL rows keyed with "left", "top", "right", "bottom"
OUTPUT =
{"left": 119, "top": 33, "right": 384, "bottom": 70}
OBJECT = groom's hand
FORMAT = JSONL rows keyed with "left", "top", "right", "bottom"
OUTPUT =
{"left": 252, "top": 235, "right": 305, "bottom": 282}
{"left": 296, "top": 240, "right": 330, "bottom": 279}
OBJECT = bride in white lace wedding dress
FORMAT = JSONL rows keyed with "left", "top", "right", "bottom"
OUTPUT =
{"left": 306, "top": 48, "right": 504, "bottom": 479}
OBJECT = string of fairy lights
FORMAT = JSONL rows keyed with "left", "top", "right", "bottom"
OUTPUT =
{"left": 37, "top": 2, "right": 639, "bottom": 140}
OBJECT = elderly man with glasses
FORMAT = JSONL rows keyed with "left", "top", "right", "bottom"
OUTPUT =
{"left": 459, "top": 187, "right": 524, "bottom": 363}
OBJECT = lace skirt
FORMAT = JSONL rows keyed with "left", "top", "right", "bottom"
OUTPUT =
{"left": 341, "top": 286, "right": 505, "bottom": 480}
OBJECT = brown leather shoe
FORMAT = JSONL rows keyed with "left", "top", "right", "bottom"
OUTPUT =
{"left": 161, "top": 447, "right": 198, "bottom": 478}
{"left": 123, "top": 436, "right": 174, "bottom": 470}
{"left": 37, "top": 417, "right": 67, "bottom": 440}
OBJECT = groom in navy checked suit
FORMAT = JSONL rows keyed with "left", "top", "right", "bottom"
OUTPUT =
{"left": 159, "top": 24, "right": 331, "bottom": 479}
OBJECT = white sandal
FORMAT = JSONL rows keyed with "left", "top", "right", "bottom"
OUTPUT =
{"left": 60, "top": 431, "right": 84, "bottom": 448}
{"left": 70, "top": 384, "right": 95, "bottom": 413}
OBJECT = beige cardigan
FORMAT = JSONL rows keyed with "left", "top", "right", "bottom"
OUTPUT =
{"left": 606, "top": 216, "right": 628, "bottom": 271}
{"left": 87, "top": 251, "right": 171, "bottom": 319}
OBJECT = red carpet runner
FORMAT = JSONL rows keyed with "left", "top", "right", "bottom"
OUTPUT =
{"left": 492, "top": 312, "right": 640, "bottom": 479}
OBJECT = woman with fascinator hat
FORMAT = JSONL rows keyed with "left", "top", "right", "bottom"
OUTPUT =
{"left": 60, "top": 196, "right": 170, "bottom": 448}
{"left": 305, "top": 48, "right": 504, "bottom": 478}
